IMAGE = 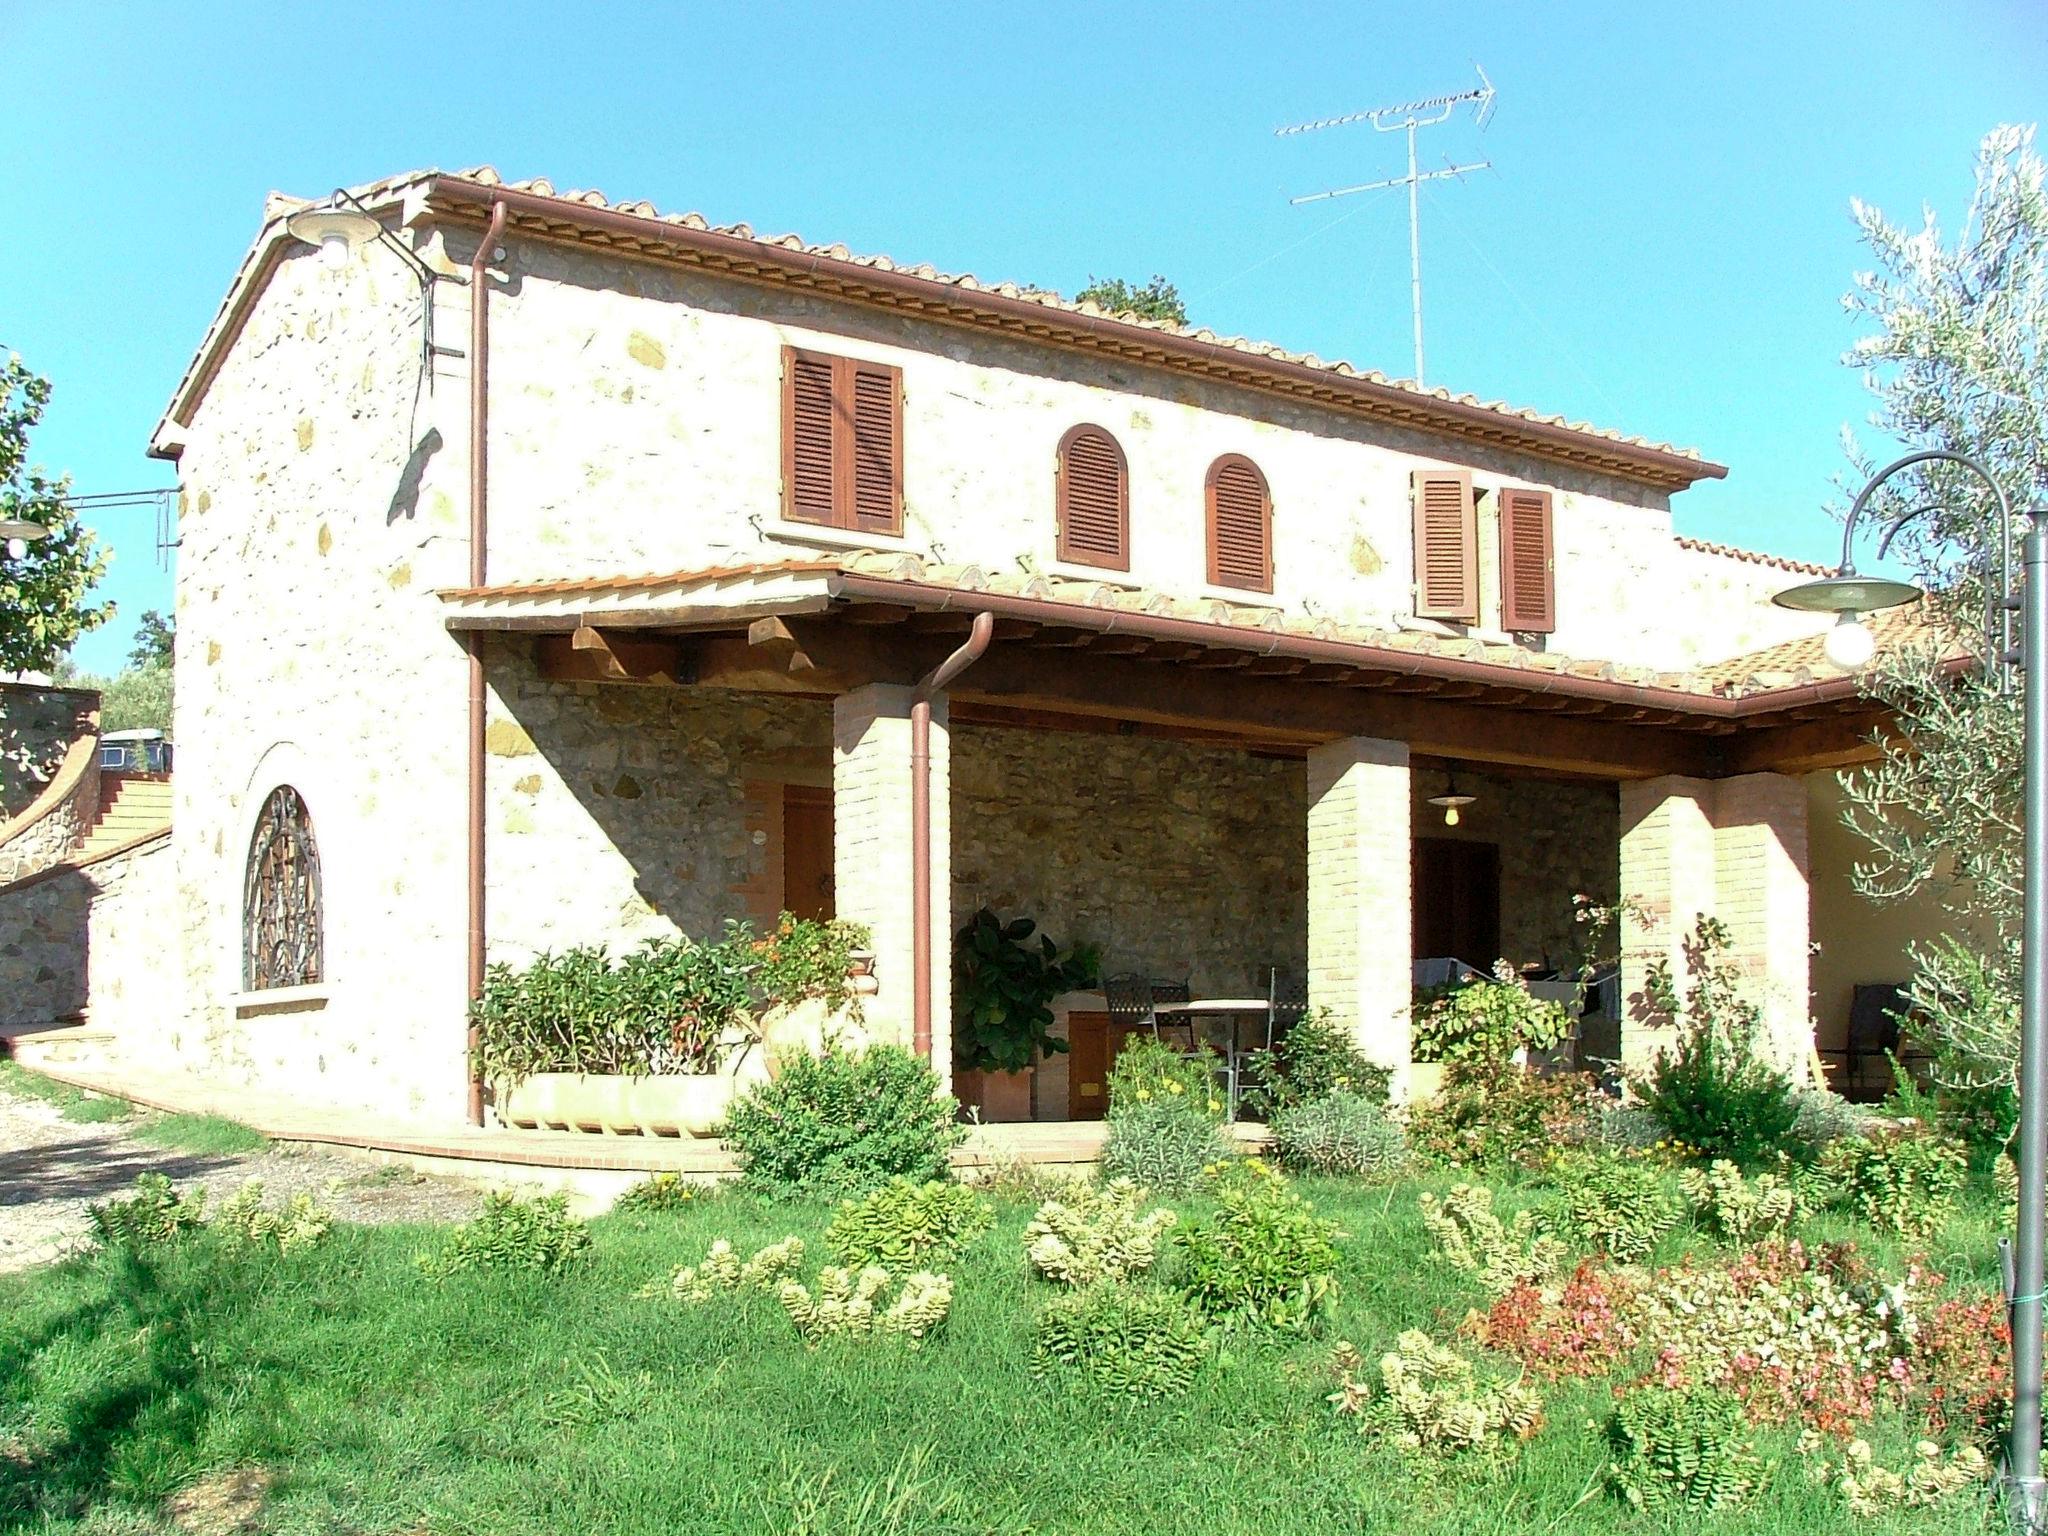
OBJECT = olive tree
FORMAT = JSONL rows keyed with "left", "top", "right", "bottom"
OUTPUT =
{"left": 0, "top": 355, "right": 111, "bottom": 675}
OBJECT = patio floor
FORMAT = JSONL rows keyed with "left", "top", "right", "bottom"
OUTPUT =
{"left": 11, "top": 1058, "right": 1244, "bottom": 1182}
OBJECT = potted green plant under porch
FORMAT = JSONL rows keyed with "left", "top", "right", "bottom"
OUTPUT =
{"left": 952, "top": 907, "right": 1098, "bottom": 1122}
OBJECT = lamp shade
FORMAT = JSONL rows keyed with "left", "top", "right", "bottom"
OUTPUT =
{"left": 284, "top": 206, "right": 382, "bottom": 256}
{"left": 1771, "top": 570, "right": 1922, "bottom": 615}
{"left": 0, "top": 518, "right": 50, "bottom": 543}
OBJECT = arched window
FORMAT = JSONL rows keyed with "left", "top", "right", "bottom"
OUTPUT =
{"left": 1055, "top": 424, "right": 1129, "bottom": 570}
{"left": 1205, "top": 453, "right": 1272, "bottom": 593}
{"left": 243, "top": 785, "right": 323, "bottom": 990}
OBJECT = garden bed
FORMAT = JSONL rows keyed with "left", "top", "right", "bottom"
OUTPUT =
{"left": 0, "top": 1165, "right": 2005, "bottom": 1536}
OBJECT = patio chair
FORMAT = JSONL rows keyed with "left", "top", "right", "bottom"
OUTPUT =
{"left": 1819, "top": 982, "right": 1910, "bottom": 1102}
{"left": 1104, "top": 973, "right": 1160, "bottom": 1040}
{"left": 1148, "top": 978, "right": 1197, "bottom": 1052}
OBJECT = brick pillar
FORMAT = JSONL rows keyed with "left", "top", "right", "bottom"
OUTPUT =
{"left": 1618, "top": 776, "right": 1718, "bottom": 1072}
{"left": 1713, "top": 773, "right": 1811, "bottom": 1074}
{"left": 1306, "top": 737, "right": 1414, "bottom": 1092}
{"left": 1618, "top": 773, "right": 1812, "bottom": 1078}
{"left": 832, "top": 685, "right": 951, "bottom": 1088}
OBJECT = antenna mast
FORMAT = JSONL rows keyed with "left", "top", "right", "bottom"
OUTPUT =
{"left": 1278, "top": 66, "right": 1496, "bottom": 384}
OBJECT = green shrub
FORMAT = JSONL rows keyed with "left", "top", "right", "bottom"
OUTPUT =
{"left": 1271, "top": 1090, "right": 1407, "bottom": 1179}
{"left": 1329, "top": 1331, "right": 1544, "bottom": 1469}
{"left": 613, "top": 1173, "right": 704, "bottom": 1213}
{"left": 216, "top": 1180, "right": 334, "bottom": 1253}
{"left": 1240, "top": 1007, "right": 1390, "bottom": 1119}
{"left": 951, "top": 908, "right": 1098, "bottom": 1074}
{"left": 473, "top": 916, "right": 868, "bottom": 1085}
{"left": 1407, "top": 1061, "right": 1596, "bottom": 1171}
{"left": 1411, "top": 964, "right": 1573, "bottom": 1064}
{"left": 640, "top": 1236, "right": 805, "bottom": 1302}
{"left": 1593, "top": 1098, "right": 1671, "bottom": 1152}
{"left": 87, "top": 1173, "right": 206, "bottom": 1249}
{"left": 1101, "top": 1099, "right": 1233, "bottom": 1195}
{"left": 1551, "top": 1151, "right": 1675, "bottom": 1262}
{"left": 1417, "top": 1184, "right": 1565, "bottom": 1296}
{"left": 1032, "top": 1285, "right": 1210, "bottom": 1399}
{"left": 1818, "top": 1130, "right": 1968, "bottom": 1237}
{"left": 1802, "top": 1435, "right": 1989, "bottom": 1517}
{"left": 1604, "top": 1384, "right": 1763, "bottom": 1512}
{"left": 722, "top": 1044, "right": 964, "bottom": 1199}
{"left": 1631, "top": 917, "right": 1798, "bottom": 1166}
{"left": 1680, "top": 1158, "right": 1799, "bottom": 1243}
{"left": 1023, "top": 1179, "right": 1178, "bottom": 1286}
{"left": 1174, "top": 1167, "right": 1340, "bottom": 1333}
{"left": 777, "top": 1266, "right": 952, "bottom": 1347}
{"left": 1106, "top": 1036, "right": 1225, "bottom": 1119}
{"left": 419, "top": 1192, "right": 591, "bottom": 1276}
{"left": 1787, "top": 1086, "right": 1870, "bottom": 1150}
{"left": 824, "top": 1178, "right": 992, "bottom": 1272}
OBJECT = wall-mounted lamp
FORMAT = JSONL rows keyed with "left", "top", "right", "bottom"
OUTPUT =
{"left": 284, "top": 187, "right": 455, "bottom": 381}
{"left": 1428, "top": 771, "right": 1476, "bottom": 828}
{"left": 0, "top": 517, "right": 50, "bottom": 561}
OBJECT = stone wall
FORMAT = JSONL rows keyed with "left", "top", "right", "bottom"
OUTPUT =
{"left": 0, "top": 833, "right": 174, "bottom": 1031}
{"left": 444, "top": 221, "right": 1827, "bottom": 674}
{"left": 1, "top": 683, "right": 97, "bottom": 818}
{"left": 951, "top": 725, "right": 1308, "bottom": 996}
{"left": 481, "top": 651, "right": 833, "bottom": 962}
{"left": 1408, "top": 768, "right": 1621, "bottom": 971}
{"left": 0, "top": 736, "right": 100, "bottom": 887}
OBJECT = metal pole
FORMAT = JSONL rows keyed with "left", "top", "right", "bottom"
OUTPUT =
{"left": 1406, "top": 118, "right": 1424, "bottom": 384}
{"left": 2014, "top": 507, "right": 2048, "bottom": 1533}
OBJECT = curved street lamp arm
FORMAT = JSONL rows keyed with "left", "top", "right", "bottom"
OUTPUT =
{"left": 324, "top": 186, "right": 436, "bottom": 290}
{"left": 1839, "top": 448, "right": 2016, "bottom": 671}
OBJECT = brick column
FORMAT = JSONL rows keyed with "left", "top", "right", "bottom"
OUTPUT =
{"left": 1306, "top": 737, "right": 1414, "bottom": 1092}
{"left": 1618, "top": 773, "right": 1812, "bottom": 1078}
{"left": 1713, "top": 773, "right": 1811, "bottom": 1074}
{"left": 832, "top": 685, "right": 951, "bottom": 1088}
{"left": 1618, "top": 776, "right": 1718, "bottom": 1072}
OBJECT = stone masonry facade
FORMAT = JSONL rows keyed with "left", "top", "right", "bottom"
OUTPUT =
{"left": 0, "top": 683, "right": 97, "bottom": 819}
{"left": 123, "top": 191, "right": 1831, "bottom": 1122}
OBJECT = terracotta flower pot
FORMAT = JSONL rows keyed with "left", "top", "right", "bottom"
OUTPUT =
{"left": 959, "top": 1065, "right": 1034, "bottom": 1123}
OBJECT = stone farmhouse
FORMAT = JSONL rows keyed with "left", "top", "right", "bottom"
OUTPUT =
{"left": 0, "top": 168, "right": 1940, "bottom": 1127}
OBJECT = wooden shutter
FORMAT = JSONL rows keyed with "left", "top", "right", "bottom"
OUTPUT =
{"left": 1412, "top": 468, "right": 1477, "bottom": 623}
{"left": 781, "top": 347, "right": 903, "bottom": 534}
{"left": 847, "top": 360, "right": 902, "bottom": 535}
{"left": 1206, "top": 454, "right": 1272, "bottom": 592}
{"left": 1056, "top": 425, "right": 1128, "bottom": 569}
{"left": 1497, "top": 486, "right": 1556, "bottom": 633}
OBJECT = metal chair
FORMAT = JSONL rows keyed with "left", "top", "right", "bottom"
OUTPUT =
{"left": 1104, "top": 973, "right": 1160, "bottom": 1039}
{"left": 1147, "top": 978, "right": 1197, "bottom": 1051}
{"left": 1820, "top": 982, "right": 1911, "bottom": 1102}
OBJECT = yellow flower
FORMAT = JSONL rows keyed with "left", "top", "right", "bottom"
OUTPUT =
{"left": 1209, "top": 1099, "right": 1223, "bottom": 1113}
{"left": 1167, "top": 1081, "right": 1185, "bottom": 1095}
{"left": 1136, "top": 1088, "right": 1152, "bottom": 1101}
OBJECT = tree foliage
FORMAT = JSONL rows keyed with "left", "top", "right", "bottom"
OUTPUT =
{"left": 1073, "top": 274, "right": 1188, "bottom": 327}
{"left": 0, "top": 356, "right": 112, "bottom": 675}
{"left": 127, "top": 609, "right": 174, "bottom": 671}
{"left": 1837, "top": 124, "right": 2046, "bottom": 1095}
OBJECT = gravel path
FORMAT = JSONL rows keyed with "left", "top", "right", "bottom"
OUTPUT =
{"left": 0, "top": 1081, "right": 495, "bottom": 1273}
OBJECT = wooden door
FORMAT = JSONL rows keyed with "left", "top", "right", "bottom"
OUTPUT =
{"left": 1067, "top": 1011, "right": 1112, "bottom": 1120}
{"left": 782, "top": 785, "right": 835, "bottom": 921}
{"left": 1413, "top": 837, "right": 1501, "bottom": 967}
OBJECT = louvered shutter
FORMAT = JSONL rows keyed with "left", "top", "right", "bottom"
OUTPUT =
{"left": 1206, "top": 455, "right": 1272, "bottom": 592}
{"left": 782, "top": 348, "right": 837, "bottom": 526}
{"left": 1497, "top": 487, "right": 1556, "bottom": 633}
{"left": 1412, "top": 468, "right": 1477, "bottom": 623}
{"left": 847, "top": 359, "right": 903, "bottom": 535}
{"left": 1056, "top": 425, "right": 1128, "bottom": 569}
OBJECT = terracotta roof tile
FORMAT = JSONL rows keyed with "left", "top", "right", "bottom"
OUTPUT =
{"left": 1674, "top": 535, "right": 1833, "bottom": 578}
{"left": 1697, "top": 603, "right": 1940, "bottom": 691}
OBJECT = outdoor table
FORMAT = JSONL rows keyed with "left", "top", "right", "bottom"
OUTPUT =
{"left": 1151, "top": 998, "right": 1271, "bottom": 1115}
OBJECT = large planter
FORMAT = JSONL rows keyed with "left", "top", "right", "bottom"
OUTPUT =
{"left": 497, "top": 1071, "right": 740, "bottom": 1137}
{"left": 1404, "top": 1061, "right": 1447, "bottom": 1105}
{"left": 758, "top": 996, "right": 890, "bottom": 1067}
{"left": 957, "top": 1066, "right": 1035, "bottom": 1123}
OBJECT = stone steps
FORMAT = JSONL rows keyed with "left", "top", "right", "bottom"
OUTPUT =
{"left": 76, "top": 778, "right": 171, "bottom": 861}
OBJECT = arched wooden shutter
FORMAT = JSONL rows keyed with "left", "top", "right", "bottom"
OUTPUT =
{"left": 1056, "top": 425, "right": 1128, "bottom": 570}
{"left": 1412, "top": 468, "right": 1477, "bottom": 623}
{"left": 781, "top": 346, "right": 903, "bottom": 534}
{"left": 1497, "top": 487, "right": 1556, "bottom": 633}
{"left": 1205, "top": 454, "right": 1272, "bottom": 592}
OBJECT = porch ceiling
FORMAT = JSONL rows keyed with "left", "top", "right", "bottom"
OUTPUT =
{"left": 438, "top": 558, "right": 1894, "bottom": 779}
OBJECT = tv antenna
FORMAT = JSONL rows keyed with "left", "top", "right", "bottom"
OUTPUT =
{"left": 1278, "top": 66, "right": 1496, "bottom": 384}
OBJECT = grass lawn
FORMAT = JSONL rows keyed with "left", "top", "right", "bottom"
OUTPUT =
{"left": 0, "top": 1166, "right": 2005, "bottom": 1536}
{"left": 126, "top": 1114, "right": 268, "bottom": 1158}
{"left": 0, "top": 1061, "right": 131, "bottom": 1124}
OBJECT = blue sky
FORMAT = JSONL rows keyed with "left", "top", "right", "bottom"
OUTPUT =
{"left": 4, "top": 0, "right": 2042, "bottom": 673}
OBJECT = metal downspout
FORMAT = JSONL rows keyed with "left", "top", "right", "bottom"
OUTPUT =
{"left": 465, "top": 199, "right": 508, "bottom": 1127}
{"left": 910, "top": 611, "right": 996, "bottom": 1065}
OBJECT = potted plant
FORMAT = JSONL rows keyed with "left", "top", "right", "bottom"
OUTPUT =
{"left": 952, "top": 907, "right": 1100, "bottom": 1122}
{"left": 1408, "top": 960, "right": 1573, "bottom": 1102}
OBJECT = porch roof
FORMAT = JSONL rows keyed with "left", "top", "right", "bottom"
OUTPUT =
{"left": 441, "top": 553, "right": 1871, "bottom": 708}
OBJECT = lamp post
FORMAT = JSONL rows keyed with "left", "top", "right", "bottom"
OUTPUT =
{"left": 0, "top": 517, "right": 49, "bottom": 560}
{"left": 1773, "top": 448, "right": 2045, "bottom": 1532}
